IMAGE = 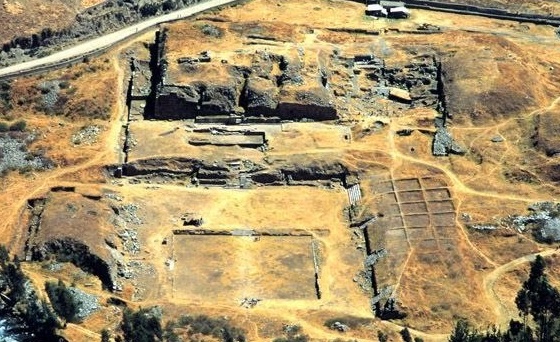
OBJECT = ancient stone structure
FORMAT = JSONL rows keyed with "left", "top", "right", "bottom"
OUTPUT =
{"left": 150, "top": 32, "right": 337, "bottom": 122}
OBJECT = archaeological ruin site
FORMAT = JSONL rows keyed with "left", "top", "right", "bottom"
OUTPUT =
{"left": 1, "top": 0, "right": 560, "bottom": 340}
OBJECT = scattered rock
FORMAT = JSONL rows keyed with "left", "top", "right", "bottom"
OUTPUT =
{"left": 329, "top": 321, "right": 350, "bottom": 332}
{"left": 240, "top": 297, "right": 261, "bottom": 308}
{"left": 432, "top": 126, "right": 466, "bottom": 156}
{"left": 68, "top": 287, "right": 100, "bottom": 321}
{"left": 72, "top": 125, "right": 101, "bottom": 145}
{"left": 0, "top": 132, "right": 52, "bottom": 174}
{"left": 491, "top": 135, "right": 504, "bottom": 143}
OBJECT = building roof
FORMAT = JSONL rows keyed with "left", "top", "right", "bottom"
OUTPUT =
{"left": 366, "top": 4, "right": 385, "bottom": 11}
{"left": 390, "top": 6, "right": 410, "bottom": 13}
{"left": 380, "top": 1, "right": 405, "bottom": 8}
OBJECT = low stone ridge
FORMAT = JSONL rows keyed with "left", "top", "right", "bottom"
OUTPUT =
{"left": 533, "top": 109, "right": 560, "bottom": 157}
{"left": 118, "top": 156, "right": 350, "bottom": 188}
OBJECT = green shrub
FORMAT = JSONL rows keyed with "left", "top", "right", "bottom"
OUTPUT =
{"left": 45, "top": 279, "right": 80, "bottom": 323}
{"left": 9, "top": 120, "right": 26, "bottom": 132}
{"left": 121, "top": 307, "right": 162, "bottom": 342}
{"left": 200, "top": 23, "right": 224, "bottom": 38}
{"left": 59, "top": 81, "right": 71, "bottom": 89}
{"left": 0, "top": 122, "right": 8, "bottom": 132}
{"left": 164, "top": 314, "right": 246, "bottom": 342}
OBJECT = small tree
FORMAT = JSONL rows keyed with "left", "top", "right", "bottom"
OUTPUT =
{"left": 0, "top": 245, "right": 10, "bottom": 267}
{"left": 121, "top": 307, "right": 162, "bottom": 342}
{"left": 377, "top": 330, "right": 388, "bottom": 342}
{"left": 3, "top": 262, "right": 27, "bottom": 301}
{"left": 101, "top": 328, "right": 111, "bottom": 342}
{"left": 24, "top": 296, "right": 60, "bottom": 338}
{"left": 515, "top": 255, "right": 560, "bottom": 342}
{"left": 8, "top": 119, "right": 26, "bottom": 132}
{"left": 448, "top": 320, "right": 478, "bottom": 342}
{"left": 45, "top": 279, "right": 80, "bottom": 323}
{"left": 400, "top": 327, "right": 413, "bottom": 342}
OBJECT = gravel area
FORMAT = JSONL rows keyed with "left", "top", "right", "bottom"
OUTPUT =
{"left": 38, "top": 80, "right": 61, "bottom": 110}
{"left": 0, "top": 132, "right": 51, "bottom": 174}
{"left": 68, "top": 287, "right": 100, "bottom": 321}
{"left": 111, "top": 203, "right": 143, "bottom": 254}
{"left": 72, "top": 125, "right": 102, "bottom": 145}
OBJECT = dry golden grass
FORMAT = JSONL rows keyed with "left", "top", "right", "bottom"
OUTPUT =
{"left": 173, "top": 235, "right": 317, "bottom": 301}
{"left": 0, "top": 0, "right": 83, "bottom": 43}
{"left": 7, "top": 57, "right": 117, "bottom": 120}
{"left": 80, "top": 0, "right": 104, "bottom": 8}
{"left": 3, "top": 0, "right": 23, "bottom": 15}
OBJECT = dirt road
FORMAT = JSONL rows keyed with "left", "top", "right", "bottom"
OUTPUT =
{"left": 483, "top": 249, "right": 558, "bottom": 327}
{"left": 0, "top": 0, "right": 239, "bottom": 78}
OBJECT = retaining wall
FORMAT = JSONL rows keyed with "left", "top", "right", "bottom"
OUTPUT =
{"left": 404, "top": 0, "right": 560, "bottom": 26}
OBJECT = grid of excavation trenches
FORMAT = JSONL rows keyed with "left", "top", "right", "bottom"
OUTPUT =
{"left": 364, "top": 176, "right": 458, "bottom": 304}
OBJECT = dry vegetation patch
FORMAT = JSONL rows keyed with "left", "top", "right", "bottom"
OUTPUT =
{"left": 6, "top": 58, "right": 116, "bottom": 120}
{"left": 173, "top": 235, "right": 317, "bottom": 301}
{"left": 0, "top": 0, "right": 82, "bottom": 43}
{"left": 442, "top": 34, "right": 546, "bottom": 125}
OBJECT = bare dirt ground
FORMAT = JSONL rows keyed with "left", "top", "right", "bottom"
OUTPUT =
{"left": 2, "top": 0, "right": 560, "bottom": 341}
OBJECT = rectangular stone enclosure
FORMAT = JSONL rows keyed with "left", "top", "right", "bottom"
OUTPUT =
{"left": 172, "top": 235, "right": 317, "bottom": 301}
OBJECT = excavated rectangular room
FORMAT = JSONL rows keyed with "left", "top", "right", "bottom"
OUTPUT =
{"left": 172, "top": 235, "right": 317, "bottom": 301}
{"left": 127, "top": 120, "right": 351, "bottom": 161}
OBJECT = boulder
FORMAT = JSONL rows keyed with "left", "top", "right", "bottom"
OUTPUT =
{"left": 539, "top": 217, "right": 560, "bottom": 242}
{"left": 242, "top": 77, "right": 279, "bottom": 116}
{"left": 432, "top": 127, "right": 466, "bottom": 156}
{"left": 198, "top": 82, "right": 239, "bottom": 116}
{"left": 534, "top": 109, "right": 560, "bottom": 157}
{"left": 277, "top": 87, "right": 337, "bottom": 121}
{"left": 154, "top": 85, "right": 199, "bottom": 119}
{"left": 389, "top": 87, "right": 412, "bottom": 103}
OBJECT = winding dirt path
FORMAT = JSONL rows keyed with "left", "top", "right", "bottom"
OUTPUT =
{"left": 482, "top": 249, "right": 558, "bottom": 327}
